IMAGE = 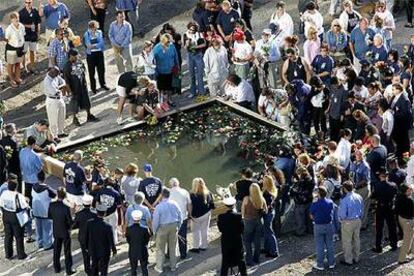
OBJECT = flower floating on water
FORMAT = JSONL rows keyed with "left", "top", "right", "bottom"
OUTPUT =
{"left": 147, "top": 115, "right": 158, "bottom": 126}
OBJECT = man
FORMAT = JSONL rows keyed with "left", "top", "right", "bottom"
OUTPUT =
{"left": 224, "top": 73, "right": 256, "bottom": 110}
{"left": 48, "top": 187, "right": 75, "bottom": 274}
{"left": 153, "top": 188, "right": 183, "bottom": 273}
{"left": 116, "top": 70, "right": 139, "bottom": 124}
{"left": 286, "top": 79, "right": 312, "bottom": 135}
{"left": 19, "top": 0, "right": 41, "bottom": 74}
{"left": 138, "top": 164, "right": 163, "bottom": 211}
{"left": 405, "top": 142, "right": 414, "bottom": 185}
{"left": 387, "top": 155, "right": 407, "bottom": 187}
{"left": 124, "top": 191, "right": 152, "bottom": 232}
{"left": 218, "top": 195, "right": 246, "bottom": 275}
{"left": 327, "top": 77, "right": 348, "bottom": 142}
{"left": 87, "top": 0, "right": 108, "bottom": 33}
{"left": 86, "top": 204, "right": 117, "bottom": 276}
{"left": 169, "top": 177, "right": 192, "bottom": 259}
{"left": 115, "top": 0, "right": 140, "bottom": 33}
{"left": 72, "top": 194, "right": 97, "bottom": 275}
{"left": 366, "top": 134, "right": 388, "bottom": 187}
{"left": 23, "top": 120, "right": 56, "bottom": 151}
{"left": 340, "top": 92, "right": 364, "bottom": 137}
{"left": 48, "top": 28, "right": 69, "bottom": 71}
{"left": 44, "top": 66, "right": 68, "bottom": 140}
{"left": 359, "top": 60, "right": 380, "bottom": 86}
{"left": 311, "top": 44, "right": 334, "bottom": 86}
{"left": 0, "top": 179, "right": 28, "bottom": 260}
{"left": 350, "top": 150, "right": 371, "bottom": 230}
{"left": 309, "top": 186, "right": 335, "bottom": 271}
{"left": 0, "top": 124, "right": 21, "bottom": 191}
{"left": 391, "top": 83, "right": 413, "bottom": 160}
{"left": 93, "top": 177, "right": 122, "bottom": 245}
{"left": 19, "top": 136, "right": 43, "bottom": 242}
{"left": 63, "top": 49, "right": 99, "bottom": 126}
{"left": 281, "top": 47, "right": 312, "bottom": 85}
{"left": 108, "top": 11, "right": 133, "bottom": 74}
{"left": 349, "top": 18, "right": 375, "bottom": 73}
{"left": 32, "top": 172, "right": 55, "bottom": 251}
{"left": 338, "top": 181, "right": 363, "bottom": 265}
{"left": 63, "top": 150, "right": 87, "bottom": 206}
{"left": 126, "top": 210, "right": 150, "bottom": 276}
{"left": 39, "top": 0, "right": 70, "bottom": 42}
{"left": 216, "top": 1, "right": 239, "bottom": 45}
{"left": 203, "top": 35, "right": 229, "bottom": 96}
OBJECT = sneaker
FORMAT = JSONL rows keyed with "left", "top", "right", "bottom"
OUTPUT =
{"left": 154, "top": 266, "right": 163, "bottom": 273}
{"left": 101, "top": 85, "right": 110, "bottom": 91}
{"left": 117, "top": 117, "right": 124, "bottom": 125}
{"left": 87, "top": 114, "right": 100, "bottom": 122}
{"left": 73, "top": 117, "right": 81, "bottom": 127}
{"left": 329, "top": 264, "right": 336, "bottom": 269}
{"left": 57, "top": 133, "right": 69, "bottom": 138}
{"left": 312, "top": 264, "right": 324, "bottom": 271}
{"left": 187, "top": 94, "right": 195, "bottom": 99}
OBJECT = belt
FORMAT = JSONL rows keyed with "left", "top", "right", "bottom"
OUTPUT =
{"left": 47, "top": 96, "right": 61, "bottom": 99}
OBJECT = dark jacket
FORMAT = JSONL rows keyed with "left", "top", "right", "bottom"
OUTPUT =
{"left": 86, "top": 217, "right": 116, "bottom": 259}
{"left": 126, "top": 223, "right": 150, "bottom": 260}
{"left": 366, "top": 145, "right": 387, "bottom": 180}
{"left": 290, "top": 177, "right": 314, "bottom": 205}
{"left": 392, "top": 93, "right": 413, "bottom": 133}
{"left": 72, "top": 207, "right": 97, "bottom": 246}
{"left": 395, "top": 193, "right": 414, "bottom": 219}
{"left": 217, "top": 209, "right": 244, "bottom": 267}
{"left": 48, "top": 200, "right": 72, "bottom": 239}
{"left": 0, "top": 135, "right": 20, "bottom": 175}
{"left": 371, "top": 180, "right": 397, "bottom": 207}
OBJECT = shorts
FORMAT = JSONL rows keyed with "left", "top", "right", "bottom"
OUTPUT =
{"left": 5, "top": 50, "right": 22, "bottom": 65}
{"left": 24, "top": 41, "right": 38, "bottom": 52}
{"left": 116, "top": 85, "right": 127, "bottom": 97}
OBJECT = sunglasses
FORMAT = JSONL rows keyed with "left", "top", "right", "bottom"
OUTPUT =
{"left": 25, "top": 1, "right": 32, "bottom": 4}
{"left": 334, "top": 24, "right": 340, "bottom": 27}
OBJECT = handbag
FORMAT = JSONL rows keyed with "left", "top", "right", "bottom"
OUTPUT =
{"left": 15, "top": 194, "right": 29, "bottom": 227}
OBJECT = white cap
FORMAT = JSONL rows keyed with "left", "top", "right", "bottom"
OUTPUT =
{"left": 82, "top": 194, "right": 93, "bottom": 205}
{"left": 222, "top": 196, "right": 236, "bottom": 206}
{"left": 131, "top": 210, "right": 143, "bottom": 221}
{"left": 262, "top": 28, "right": 271, "bottom": 35}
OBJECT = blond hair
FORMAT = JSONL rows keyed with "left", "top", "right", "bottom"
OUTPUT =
{"left": 262, "top": 175, "right": 278, "bottom": 198}
{"left": 249, "top": 183, "right": 265, "bottom": 210}
{"left": 191, "top": 178, "right": 210, "bottom": 202}
{"left": 125, "top": 163, "right": 138, "bottom": 176}
{"left": 306, "top": 26, "right": 318, "bottom": 40}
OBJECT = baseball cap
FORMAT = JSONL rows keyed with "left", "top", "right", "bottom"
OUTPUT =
{"left": 82, "top": 194, "right": 93, "bottom": 205}
{"left": 131, "top": 210, "right": 143, "bottom": 221}
{"left": 143, "top": 163, "right": 152, "bottom": 172}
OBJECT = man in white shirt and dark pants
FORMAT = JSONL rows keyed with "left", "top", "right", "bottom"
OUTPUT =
{"left": 169, "top": 178, "right": 192, "bottom": 260}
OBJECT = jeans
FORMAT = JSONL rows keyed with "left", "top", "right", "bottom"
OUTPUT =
{"left": 178, "top": 219, "right": 188, "bottom": 258}
{"left": 35, "top": 218, "right": 53, "bottom": 249}
{"left": 314, "top": 223, "right": 335, "bottom": 268}
{"left": 188, "top": 52, "right": 205, "bottom": 96}
{"left": 333, "top": 204, "right": 340, "bottom": 235}
{"left": 243, "top": 218, "right": 263, "bottom": 265}
{"left": 263, "top": 211, "right": 279, "bottom": 255}
{"left": 294, "top": 203, "right": 312, "bottom": 236}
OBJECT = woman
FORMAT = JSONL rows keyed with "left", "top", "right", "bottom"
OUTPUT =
{"left": 309, "top": 76, "right": 329, "bottom": 139}
{"left": 241, "top": 183, "right": 266, "bottom": 266}
{"left": 184, "top": 22, "right": 206, "bottom": 98}
{"left": 301, "top": 2, "right": 324, "bottom": 42}
{"left": 129, "top": 80, "right": 163, "bottom": 120}
{"left": 267, "top": 165, "right": 286, "bottom": 236}
{"left": 136, "top": 41, "right": 156, "bottom": 80}
{"left": 387, "top": 49, "right": 400, "bottom": 75}
{"left": 5, "top": 12, "right": 25, "bottom": 88}
{"left": 303, "top": 26, "right": 320, "bottom": 65}
{"left": 374, "top": 0, "right": 395, "bottom": 50}
{"left": 190, "top": 177, "right": 215, "bottom": 252}
{"left": 370, "top": 34, "right": 388, "bottom": 65}
{"left": 338, "top": 0, "right": 361, "bottom": 35}
{"left": 91, "top": 159, "right": 106, "bottom": 187}
{"left": 325, "top": 19, "right": 348, "bottom": 62}
{"left": 262, "top": 175, "right": 279, "bottom": 258}
{"left": 400, "top": 56, "right": 413, "bottom": 99}
{"left": 395, "top": 183, "right": 414, "bottom": 264}
{"left": 121, "top": 163, "right": 141, "bottom": 205}
{"left": 353, "top": 110, "right": 372, "bottom": 142}
{"left": 280, "top": 35, "right": 299, "bottom": 61}
{"left": 84, "top": 20, "right": 108, "bottom": 94}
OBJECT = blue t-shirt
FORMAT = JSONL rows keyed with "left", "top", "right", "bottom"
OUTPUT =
{"left": 216, "top": 9, "right": 239, "bottom": 36}
{"left": 370, "top": 45, "right": 388, "bottom": 64}
{"left": 350, "top": 27, "right": 375, "bottom": 60}
{"left": 43, "top": 2, "right": 70, "bottom": 30}
{"left": 311, "top": 55, "right": 334, "bottom": 84}
{"left": 63, "top": 161, "right": 86, "bottom": 195}
{"left": 125, "top": 203, "right": 152, "bottom": 228}
{"left": 310, "top": 198, "right": 334, "bottom": 225}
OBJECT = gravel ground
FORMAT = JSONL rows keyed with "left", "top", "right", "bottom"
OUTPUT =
{"left": 1, "top": 0, "right": 414, "bottom": 275}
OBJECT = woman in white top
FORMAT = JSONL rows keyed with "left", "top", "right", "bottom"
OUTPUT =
{"left": 301, "top": 2, "right": 324, "bottom": 42}
{"left": 378, "top": 98, "right": 394, "bottom": 152}
{"left": 5, "top": 12, "right": 25, "bottom": 88}
{"left": 374, "top": 0, "right": 395, "bottom": 50}
{"left": 269, "top": 1, "right": 294, "bottom": 36}
{"left": 137, "top": 41, "right": 156, "bottom": 79}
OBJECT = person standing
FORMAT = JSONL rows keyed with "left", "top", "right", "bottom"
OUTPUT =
{"left": 216, "top": 1, "right": 240, "bottom": 45}
{"left": 48, "top": 187, "right": 75, "bottom": 275}
{"left": 43, "top": 66, "right": 67, "bottom": 140}
{"left": 108, "top": 11, "right": 133, "bottom": 74}
{"left": 152, "top": 188, "right": 183, "bottom": 273}
{"left": 48, "top": 28, "right": 69, "bottom": 71}
{"left": 1, "top": 123, "right": 22, "bottom": 192}
{"left": 281, "top": 47, "right": 312, "bottom": 85}
{"left": 0, "top": 179, "right": 28, "bottom": 260}
{"left": 395, "top": 183, "right": 414, "bottom": 264}
{"left": 203, "top": 36, "right": 228, "bottom": 96}
{"left": 262, "top": 175, "right": 279, "bottom": 258}
{"left": 366, "top": 134, "right": 387, "bottom": 187}
{"left": 338, "top": 181, "right": 363, "bottom": 265}
{"left": 86, "top": 204, "right": 117, "bottom": 276}
{"left": 39, "top": 0, "right": 70, "bottom": 42}
{"left": 124, "top": 192, "right": 152, "bottom": 234}
{"left": 218, "top": 195, "right": 247, "bottom": 275}
{"left": 31, "top": 172, "right": 55, "bottom": 251}
{"left": 371, "top": 167, "right": 398, "bottom": 253}
{"left": 121, "top": 163, "right": 141, "bottom": 205}
{"left": 169, "top": 177, "right": 192, "bottom": 259}
{"left": 310, "top": 186, "right": 335, "bottom": 271}
{"left": 63, "top": 49, "right": 99, "bottom": 126}
{"left": 349, "top": 18, "right": 375, "bottom": 73}
{"left": 5, "top": 12, "right": 25, "bottom": 88}
{"left": 126, "top": 210, "right": 150, "bottom": 276}
{"left": 405, "top": 142, "right": 414, "bottom": 185}
{"left": 269, "top": 1, "right": 294, "bottom": 36}
{"left": 86, "top": 0, "right": 108, "bottom": 34}
{"left": 18, "top": 0, "right": 41, "bottom": 74}
{"left": 84, "top": 20, "right": 109, "bottom": 94}
{"left": 138, "top": 164, "right": 163, "bottom": 211}
{"left": 63, "top": 150, "right": 87, "bottom": 206}
{"left": 72, "top": 194, "right": 97, "bottom": 274}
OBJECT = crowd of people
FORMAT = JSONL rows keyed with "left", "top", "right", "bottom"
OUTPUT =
{"left": 2, "top": 0, "right": 414, "bottom": 275}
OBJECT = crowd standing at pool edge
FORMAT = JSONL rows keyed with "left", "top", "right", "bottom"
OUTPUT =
{"left": 3, "top": 0, "right": 414, "bottom": 275}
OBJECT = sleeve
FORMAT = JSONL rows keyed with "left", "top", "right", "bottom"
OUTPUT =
{"left": 43, "top": 5, "right": 51, "bottom": 17}
{"left": 108, "top": 23, "right": 116, "bottom": 46}
{"left": 48, "top": 41, "right": 57, "bottom": 58}
{"left": 309, "top": 203, "right": 316, "bottom": 217}
{"left": 18, "top": 194, "right": 29, "bottom": 209}
{"left": 350, "top": 30, "right": 356, "bottom": 44}
{"left": 121, "top": 24, "right": 133, "bottom": 48}
{"left": 152, "top": 208, "right": 159, "bottom": 233}
{"left": 63, "top": 4, "right": 70, "bottom": 19}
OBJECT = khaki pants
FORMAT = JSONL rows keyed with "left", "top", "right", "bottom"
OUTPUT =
{"left": 45, "top": 29, "right": 54, "bottom": 44}
{"left": 398, "top": 216, "right": 414, "bottom": 262}
{"left": 155, "top": 223, "right": 179, "bottom": 271}
{"left": 113, "top": 46, "right": 133, "bottom": 74}
{"left": 104, "top": 211, "right": 119, "bottom": 245}
{"left": 355, "top": 185, "right": 370, "bottom": 229}
{"left": 45, "top": 97, "right": 66, "bottom": 137}
{"left": 341, "top": 219, "right": 361, "bottom": 264}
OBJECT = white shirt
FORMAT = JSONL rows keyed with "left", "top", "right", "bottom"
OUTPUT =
{"left": 336, "top": 138, "right": 352, "bottom": 169}
{"left": 203, "top": 46, "right": 229, "bottom": 81}
{"left": 270, "top": 12, "right": 294, "bottom": 36}
{"left": 255, "top": 38, "right": 280, "bottom": 62}
{"left": 43, "top": 74, "right": 66, "bottom": 97}
{"left": 0, "top": 190, "right": 28, "bottom": 212}
{"left": 5, "top": 23, "right": 25, "bottom": 48}
{"left": 233, "top": 41, "right": 252, "bottom": 65}
{"left": 302, "top": 10, "right": 324, "bottom": 36}
{"left": 170, "top": 186, "right": 191, "bottom": 219}
{"left": 353, "top": 85, "right": 369, "bottom": 100}
{"left": 339, "top": 10, "right": 362, "bottom": 34}
{"left": 225, "top": 79, "right": 255, "bottom": 103}
{"left": 381, "top": 109, "right": 394, "bottom": 136}
{"left": 270, "top": 30, "right": 287, "bottom": 49}
{"left": 137, "top": 51, "right": 156, "bottom": 75}
{"left": 374, "top": 10, "right": 395, "bottom": 39}
{"left": 406, "top": 155, "right": 414, "bottom": 185}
